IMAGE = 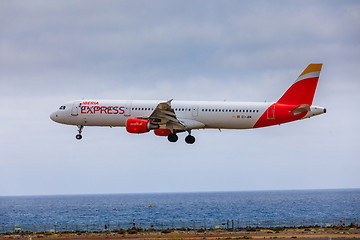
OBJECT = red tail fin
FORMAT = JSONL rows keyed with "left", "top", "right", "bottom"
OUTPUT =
{"left": 253, "top": 64, "right": 323, "bottom": 128}
{"left": 277, "top": 63, "right": 322, "bottom": 106}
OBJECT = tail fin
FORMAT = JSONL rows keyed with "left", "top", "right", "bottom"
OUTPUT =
{"left": 277, "top": 63, "right": 322, "bottom": 106}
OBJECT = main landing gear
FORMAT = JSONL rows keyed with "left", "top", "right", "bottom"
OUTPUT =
{"left": 167, "top": 132, "right": 195, "bottom": 144}
{"left": 185, "top": 135, "right": 195, "bottom": 144}
{"left": 167, "top": 133, "right": 178, "bottom": 143}
{"left": 76, "top": 125, "right": 83, "bottom": 140}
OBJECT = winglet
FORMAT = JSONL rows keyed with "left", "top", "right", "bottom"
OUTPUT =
{"left": 166, "top": 99, "right": 173, "bottom": 106}
{"left": 277, "top": 63, "right": 322, "bottom": 106}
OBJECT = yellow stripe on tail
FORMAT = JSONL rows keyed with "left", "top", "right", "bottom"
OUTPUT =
{"left": 299, "top": 63, "right": 322, "bottom": 77}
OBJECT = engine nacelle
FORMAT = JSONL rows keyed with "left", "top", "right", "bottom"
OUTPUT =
{"left": 126, "top": 118, "right": 158, "bottom": 134}
{"left": 154, "top": 129, "right": 171, "bottom": 136}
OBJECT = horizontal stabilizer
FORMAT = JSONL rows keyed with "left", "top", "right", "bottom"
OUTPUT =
{"left": 290, "top": 104, "right": 310, "bottom": 115}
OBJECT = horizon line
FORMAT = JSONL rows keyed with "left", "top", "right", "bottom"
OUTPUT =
{"left": 1, "top": 187, "right": 359, "bottom": 198}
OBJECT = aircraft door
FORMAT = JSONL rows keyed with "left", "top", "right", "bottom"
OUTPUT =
{"left": 267, "top": 104, "right": 275, "bottom": 119}
{"left": 192, "top": 106, "right": 199, "bottom": 117}
{"left": 124, "top": 101, "right": 132, "bottom": 116}
{"left": 71, "top": 102, "right": 80, "bottom": 116}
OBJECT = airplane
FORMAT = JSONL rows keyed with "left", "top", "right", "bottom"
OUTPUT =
{"left": 50, "top": 63, "right": 326, "bottom": 144}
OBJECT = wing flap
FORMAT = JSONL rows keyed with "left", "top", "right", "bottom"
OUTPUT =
{"left": 179, "top": 119, "right": 205, "bottom": 129}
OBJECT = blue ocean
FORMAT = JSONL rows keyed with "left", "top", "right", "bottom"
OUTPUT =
{"left": 0, "top": 189, "right": 359, "bottom": 232}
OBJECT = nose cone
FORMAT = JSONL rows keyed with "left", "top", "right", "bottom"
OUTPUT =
{"left": 50, "top": 112, "right": 59, "bottom": 122}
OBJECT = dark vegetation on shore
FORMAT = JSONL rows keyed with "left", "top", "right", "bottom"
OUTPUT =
{"left": 2, "top": 224, "right": 359, "bottom": 237}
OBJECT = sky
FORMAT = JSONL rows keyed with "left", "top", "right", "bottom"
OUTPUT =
{"left": 0, "top": 0, "right": 359, "bottom": 196}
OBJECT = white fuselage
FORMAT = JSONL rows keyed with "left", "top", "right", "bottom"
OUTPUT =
{"left": 50, "top": 100, "right": 274, "bottom": 129}
{"left": 50, "top": 99, "right": 325, "bottom": 130}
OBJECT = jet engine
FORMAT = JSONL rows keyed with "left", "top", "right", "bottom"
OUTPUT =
{"left": 126, "top": 118, "right": 159, "bottom": 134}
{"left": 154, "top": 129, "right": 171, "bottom": 136}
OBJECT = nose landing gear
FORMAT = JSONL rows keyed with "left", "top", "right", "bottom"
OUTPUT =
{"left": 76, "top": 125, "right": 83, "bottom": 140}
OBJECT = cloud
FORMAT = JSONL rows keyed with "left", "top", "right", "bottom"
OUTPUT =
{"left": 0, "top": 0, "right": 359, "bottom": 196}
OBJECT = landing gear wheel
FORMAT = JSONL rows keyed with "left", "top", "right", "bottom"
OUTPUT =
{"left": 76, "top": 125, "right": 84, "bottom": 140}
{"left": 185, "top": 135, "right": 195, "bottom": 144}
{"left": 167, "top": 133, "right": 178, "bottom": 143}
{"left": 76, "top": 134, "right": 82, "bottom": 140}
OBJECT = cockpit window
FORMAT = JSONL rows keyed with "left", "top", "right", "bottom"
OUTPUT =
{"left": 59, "top": 106, "right": 66, "bottom": 110}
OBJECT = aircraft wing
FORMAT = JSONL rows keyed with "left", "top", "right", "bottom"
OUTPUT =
{"left": 148, "top": 99, "right": 204, "bottom": 131}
